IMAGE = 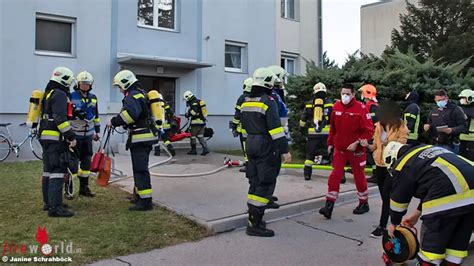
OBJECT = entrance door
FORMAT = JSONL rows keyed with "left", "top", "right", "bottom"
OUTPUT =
{"left": 137, "top": 76, "right": 176, "bottom": 113}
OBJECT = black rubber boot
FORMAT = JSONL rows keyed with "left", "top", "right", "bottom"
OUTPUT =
{"left": 366, "top": 176, "right": 378, "bottom": 183}
{"left": 353, "top": 202, "right": 370, "bottom": 215}
{"left": 304, "top": 165, "right": 312, "bottom": 181}
{"left": 48, "top": 207, "right": 74, "bottom": 218}
{"left": 154, "top": 145, "right": 161, "bottom": 156}
{"left": 319, "top": 200, "right": 335, "bottom": 219}
{"left": 167, "top": 144, "right": 176, "bottom": 156}
{"left": 44, "top": 203, "right": 69, "bottom": 211}
{"left": 266, "top": 200, "right": 280, "bottom": 209}
{"left": 79, "top": 177, "right": 96, "bottom": 197}
{"left": 271, "top": 196, "right": 278, "bottom": 202}
{"left": 246, "top": 205, "right": 274, "bottom": 237}
{"left": 129, "top": 198, "right": 153, "bottom": 211}
{"left": 341, "top": 174, "right": 347, "bottom": 184}
{"left": 201, "top": 147, "right": 210, "bottom": 156}
{"left": 187, "top": 143, "right": 197, "bottom": 155}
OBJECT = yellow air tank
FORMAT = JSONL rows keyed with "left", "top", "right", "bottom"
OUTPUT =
{"left": 148, "top": 90, "right": 165, "bottom": 124}
{"left": 26, "top": 90, "right": 44, "bottom": 128}
{"left": 199, "top": 100, "right": 208, "bottom": 117}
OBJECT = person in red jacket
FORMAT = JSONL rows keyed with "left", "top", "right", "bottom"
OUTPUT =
{"left": 319, "top": 83, "right": 375, "bottom": 219}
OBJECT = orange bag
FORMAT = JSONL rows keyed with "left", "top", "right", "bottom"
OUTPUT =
{"left": 96, "top": 155, "right": 111, "bottom": 187}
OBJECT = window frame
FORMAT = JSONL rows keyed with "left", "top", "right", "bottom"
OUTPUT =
{"left": 224, "top": 41, "right": 248, "bottom": 73}
{"left": 137, "top": 0, "right": 179, "bottom": 32}
{"left": 281, "top": 52, "right": 299, "bottom": 81}
{"left": 281, "top": 0, "right": 299, "bottom": 21}
{"left": 35, "top": 13, "right": 76, "bottom": 58}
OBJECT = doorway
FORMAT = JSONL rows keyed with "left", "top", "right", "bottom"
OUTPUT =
{"left": 137, "top": 76, "right": 176, "bottom": 113}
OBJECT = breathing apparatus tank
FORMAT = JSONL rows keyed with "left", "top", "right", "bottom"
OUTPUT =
{"left": 148, "top": 90, "right": 165, "bottom": 124}
{"left": 26, "top": 90, "right": 45, "bottom": 128}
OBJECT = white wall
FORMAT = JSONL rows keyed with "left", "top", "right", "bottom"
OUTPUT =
{"left": 360, "top": 0, "right": 410, "bottom": 56}
{"left": 0, "top": 0, "right": 113, "bottom": 114}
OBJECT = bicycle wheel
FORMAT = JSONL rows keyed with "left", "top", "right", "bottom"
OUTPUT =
{"left": 0, "top": 133, "right": 12, "bottom": 162}
{"left": 30, "top": 133, "right": 43, "bottom": 160}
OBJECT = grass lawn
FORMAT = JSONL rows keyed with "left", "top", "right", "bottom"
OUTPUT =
{"left": 0, "top": 161, "right": 209, "bottom": 264}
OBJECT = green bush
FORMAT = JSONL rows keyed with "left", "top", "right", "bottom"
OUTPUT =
{"left": 286, "top": 50, "right": 472, "bottom": 154}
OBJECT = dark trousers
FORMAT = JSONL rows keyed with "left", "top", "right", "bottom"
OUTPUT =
{"left": 130, "top": 144, "right": 153, "bottom": 200}
{"left": 374, "top": 166, "right": 392, "bottom": 228}
{"left": 190, "top": 125, "right": 207, "bottom": 150}
{"left": 419, "top": 212, "right": 474, "bottom": 264}
{"left": 460, "top": 141, "right": 474, "bottom": 161}
{"left": 246, "top": 135, "right": 280, "bottom": 206}
{"left": 75, "top": 137, "right": 93, "bottom": 179}
{"left": 41, "top": 142, "right": 67, "bottom": 208}
{"left": 304, "top": 136, "right": 327, "bottom": 178}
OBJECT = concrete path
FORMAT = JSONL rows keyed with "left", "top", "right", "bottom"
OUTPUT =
{"left": 109, "top": 150, "right": 378, "bottom": 233}
{"left": 93, "top": 197, "right": 473, "bottom": 266}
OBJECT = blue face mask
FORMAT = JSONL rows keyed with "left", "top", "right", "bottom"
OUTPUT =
{"left": 437, "top": 100, "right": 447, "bottom": 108}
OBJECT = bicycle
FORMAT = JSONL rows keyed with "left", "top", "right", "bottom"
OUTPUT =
{"left": 0, "top": 122, "right": 43, "bottom": 162}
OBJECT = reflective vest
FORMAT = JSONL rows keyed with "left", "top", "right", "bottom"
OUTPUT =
{"left": 70, "top": 91, "right": 100, "bottom": 137}
{"left": 404, "top": 110, "right": 420, "bottom": 140}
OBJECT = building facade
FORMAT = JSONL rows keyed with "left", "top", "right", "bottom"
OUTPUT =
{"left": 360, "top": 0, "right": 416, "bottom": 56}
{"left": 0, "top": 0, "right": 321, "bottom": 159}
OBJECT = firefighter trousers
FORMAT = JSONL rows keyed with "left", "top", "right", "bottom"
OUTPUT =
{"left": 304, "top": 135, "right": 328, "bottom": 178}
{"left": 130, "top": 144, "right": 153, "bottom": 201}
{"left": 41, "top": 142, "right": 68, "bottom": 208}
{"left": 418, "top": 212, "right": 474, "bottom": 264}
{"left": 245, "top": 135, "right": 280, "bottom": 207}
{"left": 190, "top": 125, "right": 208, "bottom": 150}
{"left": 326, "top": 149, "right": 368, "bottom": 203}
{"left": 74, "top": 137, "right": 93, "bottom": 180}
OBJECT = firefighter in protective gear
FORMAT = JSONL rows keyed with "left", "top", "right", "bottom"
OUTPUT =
{"left": 403, "top": 90, "right": 421, "bottom": 144}
{"left": 232, "top": 77, "right": 253, "bottom": 172}
{"left": 268, "top": 65, "right": 289, "bottom": 137}
{"left": 241, "top": 67, "right": 292, "bottom": 237}
{"left": 66, "top": 71, "right": 100, "bottom": 199}
{"left": 183, "top": 91, "right": 209, "bottom": 156}
{"left": 319, "top": 84, "right": 374, "bottom": 219}
{"left": 384, "top": 142, "right": 474, "bottom": 266}
{"left": 108, "top": 70, "right": 157, "bottom": 211}
{"left": 151, "top": 92, "right": 176, "bottom": 156}
{"left": 299, "top": 82, "right": 333, "bottom": 180}
{"left": 459, "top": 89, "right": 474, "bottom": 161}
{"left": 359, "top": 84, "right": 379, "bottom": 123}
{"left": 39, "top": 66, "right": 76, "bottom": 218}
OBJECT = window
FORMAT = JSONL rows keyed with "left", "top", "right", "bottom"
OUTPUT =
{"left": 35, "top": 13, "right": 75, "bottom": 57}
{"left": 225, "top": 41, "right": 247, "bottom": 73}
{"left": 138, "top": 0, "right": 177, "bottom": 30}
{"left": 281, "top": 0, "right": 296, "bottom": 20}
{"left": 281, "top": 53, "right": 299, "bottom": 81}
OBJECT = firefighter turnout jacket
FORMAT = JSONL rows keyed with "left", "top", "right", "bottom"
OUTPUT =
{"left": 70, "top": 91, "right": 100, "bottom": 138}
{"left": 232, "top": 92, "right": 250, "bottom": 137}
{"left": 39, "top": 82, "right": 75, "bottom": 143}
{"left": 186, "top": 98, "right": 208, "bottom": 126}
{"left": 299, "top": 98, "right": 333, "bottom": 137}
{"left": 390, "top": 144, "right": 474, "bottom": 225}
{"left": 240, "top": 91, "right": 289, "bottom": 154}
{"left": 111, "top": 86, "right": 158, "bottom": 147}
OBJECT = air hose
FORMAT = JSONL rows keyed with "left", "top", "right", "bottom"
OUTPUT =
{"left": 281, "top": 163, "right": 373, "bottom": 174}
{"left": 149, "top": 157, "right": 243, "bottom": 178}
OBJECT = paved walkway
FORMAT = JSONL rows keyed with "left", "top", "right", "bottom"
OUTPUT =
{"left": 109, "top": 150, "right": 377, "bottom": 233}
